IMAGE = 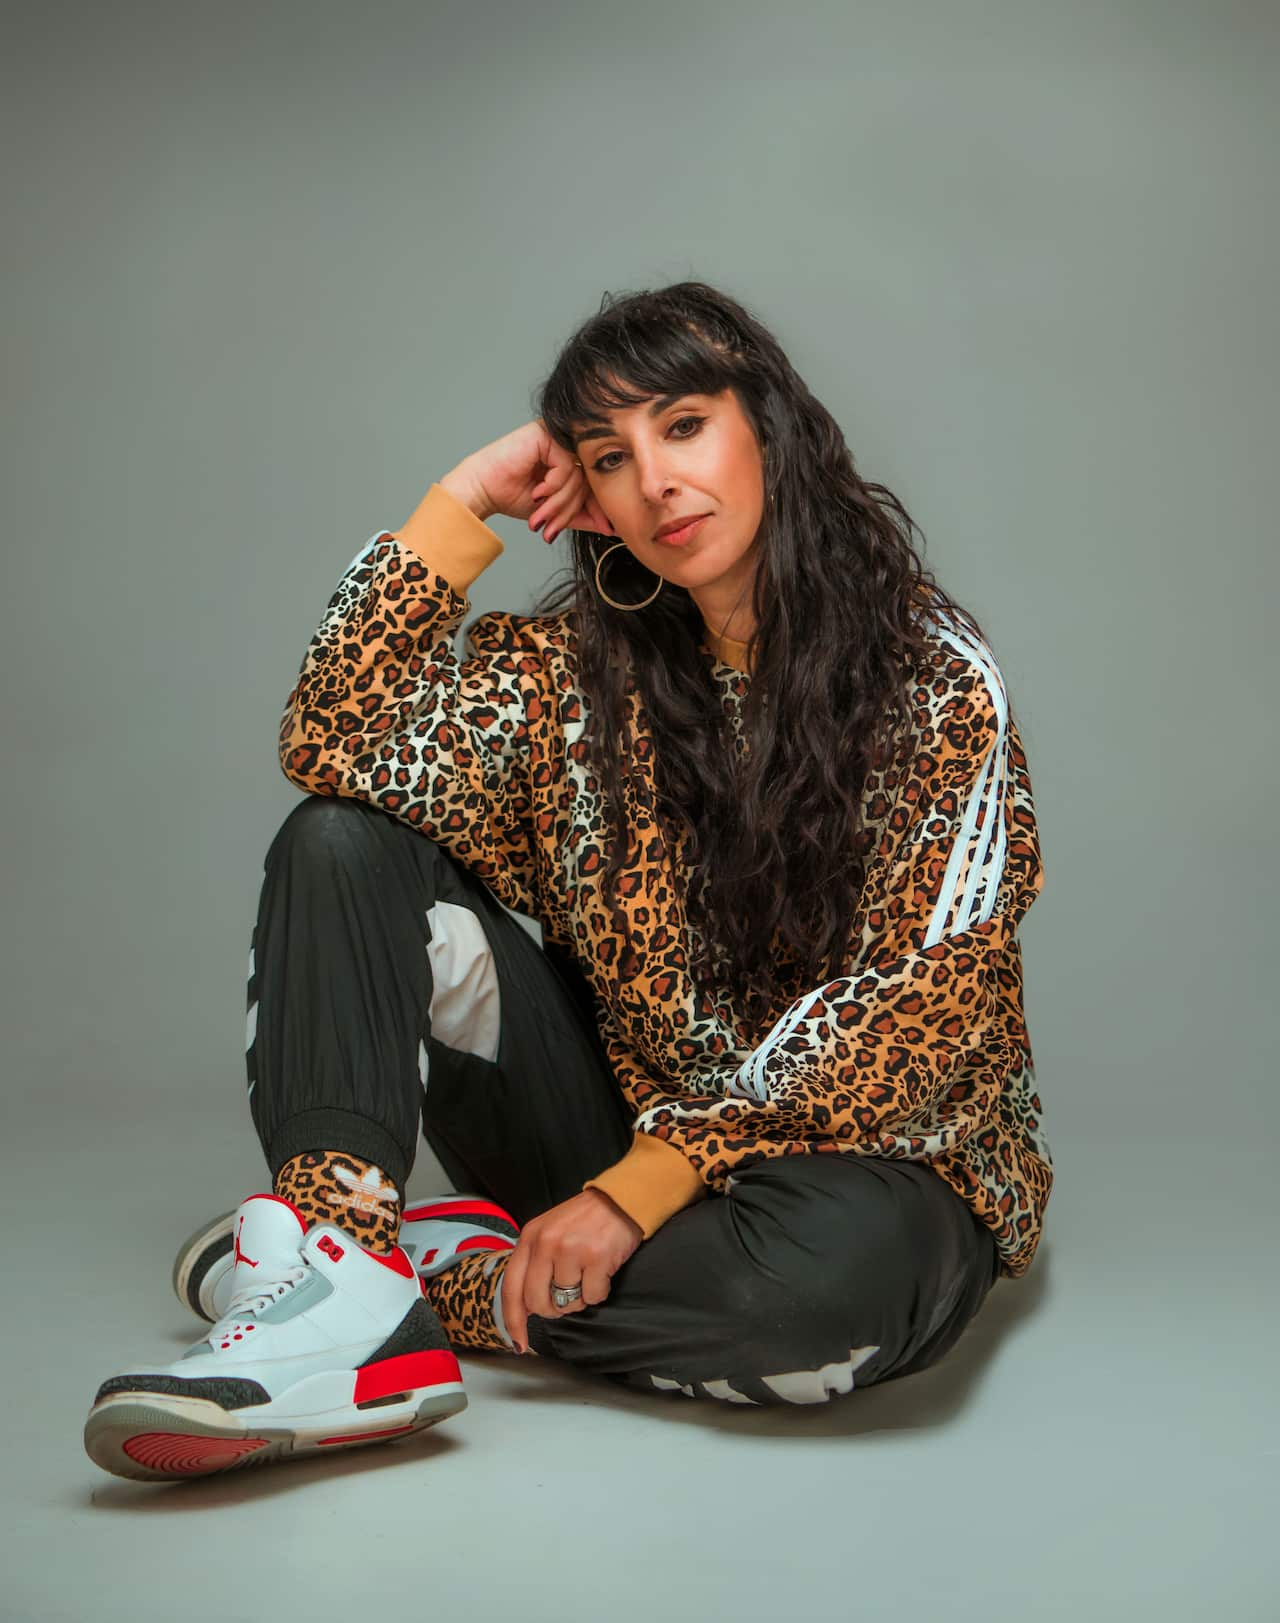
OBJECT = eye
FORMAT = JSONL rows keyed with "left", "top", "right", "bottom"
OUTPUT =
{"left": 591, "top": 414, "right": 705, "bottom": 475}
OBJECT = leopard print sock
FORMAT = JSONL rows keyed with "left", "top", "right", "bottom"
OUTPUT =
{"left": 273, "top": 1150, "right": 402, "bottom": 1255}
{"left": 425, "top": 1248, "right": 538, "bottom": 1355}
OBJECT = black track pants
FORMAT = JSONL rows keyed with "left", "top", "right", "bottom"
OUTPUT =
{"left": 244, "top": 794, "right": 999, "bottom": 1406}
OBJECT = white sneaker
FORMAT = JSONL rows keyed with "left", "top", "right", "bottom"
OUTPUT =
{"left": 174, "top": 1193, "right": 520, "bottom": 1323}
{"left": 85, "top": 1193, "right": 466, "bottom": 1482}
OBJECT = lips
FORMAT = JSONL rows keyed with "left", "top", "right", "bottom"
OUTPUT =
{"left": 654, "top": 514, "right": 710, "bottom": 545}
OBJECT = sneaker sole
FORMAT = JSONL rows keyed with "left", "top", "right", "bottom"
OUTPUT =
{"left": 171, "top": 1209, "right": 236, "bottom": 1322}
{"left": 84, "top": 1377, "right": 467, "bottom": 1482}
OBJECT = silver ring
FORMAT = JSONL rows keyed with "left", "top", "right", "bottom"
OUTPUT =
{"left": 551, "top": 1281, "right": 583, "bottom": 1309}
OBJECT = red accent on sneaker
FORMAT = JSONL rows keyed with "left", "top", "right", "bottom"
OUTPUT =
{"left": 233, "top": 1216, "right": 259, "bottom": 1270}
{"left": 402, "top": 1198, "right": 520, "bottom": 1229}
{"left": 317, "top": 1425, "right": 417, "bottom": 1446}
{"left": 366, "top": 1244, "right": 415, "bottom": 1278}
{"left": 353, "top": 1348, "right": 462, "bottom": 1405}
{"left": 456, "top": 1234, "right": 516, "bottom": 1256}
{"left": 421, "top": 1248, "right": 439, "bottom": 1266}
{"left": 317, "top": 1234, "right": 345, "bottom": 1262}
{"left": 122, "top": 1432, "right": 269, "bottom": 1473}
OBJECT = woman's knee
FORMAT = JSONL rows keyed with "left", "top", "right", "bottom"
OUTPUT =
{"left": 727, "top": 1154, "right": 954, "bottom": 1304}
{"left": 601, "top": 1187, "right": 856, "bottom": 1364}
{"left": 715, "top": 1160, "right": 874, "bottom": 1307}
{"left": 275, "top": 791, "right": 381, "bottom": 845}
{"left": 268, "top": 793, "right": 435, "bottom": 874}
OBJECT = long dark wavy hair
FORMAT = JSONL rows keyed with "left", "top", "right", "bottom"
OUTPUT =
{"left": 530, "top": 281, "right": 989, "bottom": 1036}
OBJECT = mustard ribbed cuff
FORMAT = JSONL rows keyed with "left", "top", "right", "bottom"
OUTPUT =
{"left": 392, "top": 482, "right": 505, "bottom": 591}
{"left": 582, "top": 1133, "right": 708, "bottom": 1239}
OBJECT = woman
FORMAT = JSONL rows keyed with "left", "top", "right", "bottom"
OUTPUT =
{"left": 84, "top": 281, "right": 1052, "bottom": 1481}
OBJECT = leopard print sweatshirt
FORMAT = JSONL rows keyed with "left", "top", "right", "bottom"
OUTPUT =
{"left": 279, "top": 483, "right": 1053, "bottom": 1279}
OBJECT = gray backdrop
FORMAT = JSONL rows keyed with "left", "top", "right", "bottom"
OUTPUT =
{"left": 4, "top": 2, "right": 1275, "bottom": 1619}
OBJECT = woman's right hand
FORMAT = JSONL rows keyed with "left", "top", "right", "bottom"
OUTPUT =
{"left": 444, "top": 419, "right": 617, "bottom": 544}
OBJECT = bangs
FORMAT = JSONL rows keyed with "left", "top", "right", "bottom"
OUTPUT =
{"left": 541, "top": 315, "right": 742, "bottom": 450}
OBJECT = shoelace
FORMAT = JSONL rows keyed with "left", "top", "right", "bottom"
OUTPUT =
{"left": 216, "top": 1262, "right": 311, "bottom": 1327}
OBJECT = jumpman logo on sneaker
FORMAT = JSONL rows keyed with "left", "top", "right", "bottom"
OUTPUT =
{"left": 233, "top": 1216, "right": 259, "bottom": 1269}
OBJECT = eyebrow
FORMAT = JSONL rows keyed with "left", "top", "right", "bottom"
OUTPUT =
{"left": 572, "top": 392, "right": 699, "bottom": 448}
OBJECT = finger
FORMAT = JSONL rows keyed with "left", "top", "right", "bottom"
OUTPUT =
{"left": 502, "top": 1244, "right": 530, "bottom": 1351}
{"left": 532, "top": 508, "right": 580, "bottom": 543}
{"left": 541, "top": 458, "right": 578, "bottom": 495}
{"left": 523, "top": 1241, "right": 556, "bottom": 1324}
{"left": 529, "top": 470, "right": 585, "bottom": 533}
{"left": 542, "top": 482, "right": 601, "bottom": 543}
{"left": 579, "top": 1258, "right": 611, "bottom": 1309}
{"left": 550, "top": 1249, "right": 595, "bottom": 1315}
{"left": 561, "top": 494, "right": 614, "bottom": 539}
{"left": 533, "top": 509, "right": 582, "bottom": 543}
{"left": 530, "top": 1243, "right": 589, "bottom": 1318}
{"left": 549, "top": 1265, "right": 589, "bottom": 1315}
{"left": 528, "top": 498, "right": 560, "bottom": 531}
{"left": 529, "top": 466, "right": 570, "bottom": 506}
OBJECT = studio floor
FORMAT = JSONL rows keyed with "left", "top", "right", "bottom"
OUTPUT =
{"left": 5, "top": 1081, "right": 1272, "bottom": 1623}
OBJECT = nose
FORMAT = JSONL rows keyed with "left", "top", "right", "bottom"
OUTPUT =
{"left": 632, "top": 441, "right": 680, "bottom": 507}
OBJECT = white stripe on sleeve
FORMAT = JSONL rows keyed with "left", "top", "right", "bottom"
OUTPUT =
{"left": 722, "top": 616, "right": 1011, "bottom": 1103}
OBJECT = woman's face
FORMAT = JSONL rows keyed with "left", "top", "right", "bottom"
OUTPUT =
{"left": 571, "top": 385, "right": 766, "bottom": 600}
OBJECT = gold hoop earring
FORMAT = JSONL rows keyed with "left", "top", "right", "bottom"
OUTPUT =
{"left": 594, "top": 540, "right": 664, "bottom": 611}
{"left": 572, "top": 458, "right": 662, "bottom": 609}
{"left": 569, "top": 455, "right": 771, "bottom": 614}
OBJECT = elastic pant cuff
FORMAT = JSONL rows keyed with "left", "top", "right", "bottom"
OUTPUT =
{"left": 266, "top": 1109, "right": 411, "bottom": 1202}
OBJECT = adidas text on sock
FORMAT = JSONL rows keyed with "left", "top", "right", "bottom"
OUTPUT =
{"left": 273, "top": 1150, "right": 401, "bottom": 1255}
